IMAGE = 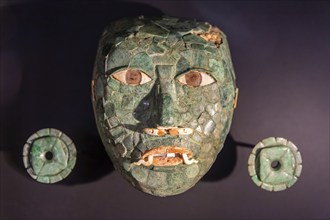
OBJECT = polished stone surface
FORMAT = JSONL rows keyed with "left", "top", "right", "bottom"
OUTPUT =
{"left": 92, "top": 16, "right": 237, "bottom": 196}
{"left": 248, "top": 137, "right": 302, "bottom": 191}
{"left": 23, "top": 128, "right": 76, "bottom": 183}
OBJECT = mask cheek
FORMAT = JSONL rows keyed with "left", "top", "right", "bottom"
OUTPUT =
{"left": 198, "top": 111, "right": 225, "bottom": 159}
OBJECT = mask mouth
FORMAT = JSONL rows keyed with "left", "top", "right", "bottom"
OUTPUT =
{"left": 133, "top": 146, "right": 198, "bottom": 167}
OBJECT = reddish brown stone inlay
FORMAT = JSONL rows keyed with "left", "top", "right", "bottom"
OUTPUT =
{"left": 185, "top": 71, "right": 202, "bottom": 87}
{"left": 126, "top": 69, "right": 142, "bottom": 85}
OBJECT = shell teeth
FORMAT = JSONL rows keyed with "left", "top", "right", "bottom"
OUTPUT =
{"left": 166, "top": 153, "right": 176, "bottom": 158}
{"left": 182, "top": 153, "right": 198, "bottom": 165}
{"left": 147, "top": 155, "right": 153, "bottom": 165}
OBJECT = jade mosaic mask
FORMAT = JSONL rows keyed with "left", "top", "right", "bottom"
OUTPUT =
{"left": 92, "top": 16, "right": 237, "bottom": 196}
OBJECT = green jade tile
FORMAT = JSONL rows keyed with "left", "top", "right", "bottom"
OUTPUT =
{"left": 259, "top": 146, "right": 295, "bottom": 184}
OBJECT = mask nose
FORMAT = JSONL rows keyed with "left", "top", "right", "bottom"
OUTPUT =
{"left": 156, "top": 65, "right": 177, "bottom": 127}
{"left": 157, "top": 91, "right": 175, "bottom": 126}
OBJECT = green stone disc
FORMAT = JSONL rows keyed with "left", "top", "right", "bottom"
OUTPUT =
{"left": 248, "top": 137, "right": 302, "bottom": 191}
{"left": 23, "top": 128, "right": 77, "bottom": 183}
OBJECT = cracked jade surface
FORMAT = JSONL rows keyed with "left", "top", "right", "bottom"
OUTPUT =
{"left": 92, "top": 16, "right": 237, "bottom": 196}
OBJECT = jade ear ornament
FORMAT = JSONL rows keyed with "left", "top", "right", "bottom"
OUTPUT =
{"left": 91, "top": 16, "right": 237, "bottom": 196}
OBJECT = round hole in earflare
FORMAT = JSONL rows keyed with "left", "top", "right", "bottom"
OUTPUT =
{"left": 271, "top": 160, "right": 281, "bottom": 170}
{"left": 45, "top": 151, "right": 53, "bottom": 160}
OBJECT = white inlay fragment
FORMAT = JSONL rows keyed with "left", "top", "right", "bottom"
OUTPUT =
{"left": 144, "top": 127, "right": 193, "bottom": 136}
{"left": 182, "top": 153, "right": 198, "bottom": 165}
{"left": 134, "top": 155, "right": 154, "bottom": 166}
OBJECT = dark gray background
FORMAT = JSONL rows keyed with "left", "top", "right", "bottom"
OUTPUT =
{"left": 1, "top": 0, "right": 329, "bottom": 219}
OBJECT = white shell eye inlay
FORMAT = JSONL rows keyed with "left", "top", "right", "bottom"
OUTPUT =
{"left": 112, "top": 69, "right": 152, "bottom": 86}
{"left": 177, "top": 70, "right": 216, "bottom": 87}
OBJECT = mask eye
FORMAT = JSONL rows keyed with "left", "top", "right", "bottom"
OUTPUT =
{"left": 177, "top": 70, "right": 216, "bottom": 87}
{"left": 112, "top": 69, "right": 152, "bottom": 86}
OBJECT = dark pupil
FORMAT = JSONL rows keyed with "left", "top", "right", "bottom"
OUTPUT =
{"left": 185, "top": 71, "right": 202, "bottom": 87}
{"left": 126, "top": 69, "right": 142, "bottom": 84}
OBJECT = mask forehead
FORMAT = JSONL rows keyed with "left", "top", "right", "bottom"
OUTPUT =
{"left": 92, "top": 16, "right": 237, "bottom": 197}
